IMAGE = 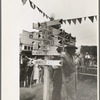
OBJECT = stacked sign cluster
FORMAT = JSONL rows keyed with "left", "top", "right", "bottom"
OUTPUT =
{"left": 31, "top": 19, "right": 76, "bottom": 56}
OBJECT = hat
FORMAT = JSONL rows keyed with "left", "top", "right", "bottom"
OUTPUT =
{"left": 56, "top": 47, "right": 63, "bottom": 53}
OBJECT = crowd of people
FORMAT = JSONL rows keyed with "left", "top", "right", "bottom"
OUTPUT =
{"left": 20, "top": 46, "right": 78, "bottom": 100}
{"left": 20, "top": 49, "right": 97, "bottom": 100}
{"left": 73, "top": 52, "right": 97, "bottom": 70}
{"left": 20, "top": 51, "right": 97, "bottom": 87}
{"left": 20, "top": 54, "right": 44, "bottom": 87}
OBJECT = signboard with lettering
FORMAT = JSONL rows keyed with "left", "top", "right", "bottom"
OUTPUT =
{"left": 33, "top": 60, "right": 46, "bottom": 65}
{"left": 41, "top": 45, "right": 49, "bottom": 50}
{"left": 46, "top": 19, "right": 63, "bottom": 26}
{"left": 47, "top": 46, "right": 60, "bottom": 55}
{"left": 52, "top": 28, "right": 62, "bottom": 35}
{"left": 33, "top": 60, "right": 62, "bottom": 66}
{"left": 32, "top": 50, "right": 47, "bottom": 55}
{"left": 46, "top": 60, "right": 62, "bottom": 66}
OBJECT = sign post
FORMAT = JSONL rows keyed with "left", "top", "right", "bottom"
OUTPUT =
{"left": 32, "top": 19, "right": 68, "bottom": 100}
{"left": 43, "top": 56, "right": 50, "bottom": 100}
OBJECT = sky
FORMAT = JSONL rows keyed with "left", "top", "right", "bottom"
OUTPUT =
{"left": 1, "top": 0, "right": 98, "bottom": 100}
{"left": 2, "top": 0, "right": 98, "bottom": 47}
{"left": 21, "top": 0, "right": 98, "bottom": 47}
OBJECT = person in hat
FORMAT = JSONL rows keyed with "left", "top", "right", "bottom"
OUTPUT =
{"left": 52, "top": 46, "right": 76, "bottom": 100}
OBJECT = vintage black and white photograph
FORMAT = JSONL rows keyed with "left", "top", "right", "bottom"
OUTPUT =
{"left": 2, "top": 0, "right": 98, "bottom": 100}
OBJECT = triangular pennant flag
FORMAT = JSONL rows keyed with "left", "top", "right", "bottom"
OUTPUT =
{"left": 33, "top": 4, "right": 36, "bottom": 9}
{"left": 22, "top": 0, "right": 27, "bottom": 5}
{"left": 47, "top": 15, "right": 49, "bottom": 19}
{"left": 72, "top": 19, "right": 76, "bottom": 24}
{"left": 67, "top": 19, "right": 71, "bottom": 25}
{"left": 95, "top": 16, "right": 97, "bottom": 20}
{"left": 43, "top": 13, "right": 45, "bottom": 17}
{"left": 39, "top": 9, "right": 42, "bottom": 13}
{"left": 48, "top": 17, "right": 51, "bottom": 19}
{"left": 46, "top": 15, "right": 48, "bottom": 18}
{"left": 77, "top": 18, "right": 82, "bottom": 24}
{"left": 84, "top": 17, "right": 86, "bottom": 20}
{"left": 37, "top": 7, "right": 40, "bottom": 12}
{"left": 63, "top": 20, "right": 66, "bottom": 24}
{"left": 59, "top": 19, "right": 63, "bottom": 24}
{"left": 88, "top": 16, "right": 94, "bottom": 23}
{"left": 29, "top": 0, "right": 36, "bottom": 9}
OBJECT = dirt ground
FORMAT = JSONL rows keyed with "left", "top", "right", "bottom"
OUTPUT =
{"left": 20, "top": 76, "right": 97, "bottom": 100}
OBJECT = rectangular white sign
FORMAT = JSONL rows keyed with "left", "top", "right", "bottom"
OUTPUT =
{"left": 33, "top": 60, "right": 62, "bottom": 66}
{"left": 32, "top": 50, "right": 47, "bottom": 55}
{"left": 46, "top": 19, "right": 63, "bottom": 26}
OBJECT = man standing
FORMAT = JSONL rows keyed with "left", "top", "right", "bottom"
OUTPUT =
{"left": 20, "top": 54, "right": 30, "bottom": 87}
{"left": 84, "top": 52, "right": 91, "bottom": 69}
{"left": 52, "top": 47, "right": 76, "bottom": 100}
{"left": 52, "top": 55, "right": 62, "bottom": 100}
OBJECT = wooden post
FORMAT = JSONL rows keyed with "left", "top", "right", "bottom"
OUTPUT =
{"left": 43, "top": 56, "right": 50, "bottom": 100}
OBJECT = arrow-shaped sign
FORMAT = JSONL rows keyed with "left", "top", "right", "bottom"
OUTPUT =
{"left": 33, "top": 23, "right": 41, "bottom": 29}
{"left": 33, "top": 25, "right": 53, "bottom": 32}
{"left": 32, "top": 50, "right": 47, "bottom": 55}
{"left": 33, "top": 19, "right": 63, "bottom": 30}
{"left": 31, "top": 38, "right": 50, "bottom": 41}
{"left": 47, "top": 46, "right": 60, "bottom": 55}
{"left": 53, "top": 38, "right": 61, "bottom": 46}
{"left": 46, "top": 19, "right": 63, "bottom": 26}
{"left": 33, "top": 60, "right": 62, "bottom": 66}
{"left": 32, "top": 41, "right": 38, "bottom": 50}
{"left": 52, "top": 28, "right": 62, "bottom": 35}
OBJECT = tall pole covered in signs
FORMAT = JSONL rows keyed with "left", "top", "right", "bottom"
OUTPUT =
{"left": 43, "top": 17, "right": 63, "bottom": 100}
{"left": 32, "top": 17, "right": 64, "bottom": 100}
{"left": 32, "top": 21, "right": 51, "bottom": 100}
{"left": 43, "top": 17, "right": 54, "bottom": 100}
{"left": 43, "top": 18, "right": 64, "bottom": 100}
{"left": 41, "top": 22, "right": 50, "bottom": 100}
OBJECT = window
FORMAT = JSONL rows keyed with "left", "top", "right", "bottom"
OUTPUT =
{"left": 28, "top": 46, "right": 30, "bottom": 50}
{"left": 31, "top": 47, "right": 33, "bottom": 50}
{"left": 24, "top": 46, "right": 27, "bottom": 50}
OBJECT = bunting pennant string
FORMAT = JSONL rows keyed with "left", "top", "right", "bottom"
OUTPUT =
{"left": 84, "top": 17, "right": 86, "bottom": 21}
{"left": 63, "top": 15, "right": 97, "bottom": 25}
{"left": 22, "top": 0, "right": 27, "bottom": 5}
{"left": 95, "top": 16, "right": 97, "bottom": 20}
{"left": 88, "top": 16, "right": 94, "bottom": 23}
{"left": 22, "top": 0, "right": 97, "bottom": 24}
{"left": 28, "top": 0, "right": 51, "bottom": 19}
{"left": 29, "top": 0, "right": 36, "bottom": 9}
{"left": 67, "top": 20, "right": 71, "bottom": 25}
{"left": 37, "top": 7, "right": 40, "bottom": 12}
{"left": 72, "top": 19, "right": 76, "bottom": 25}
{"left": 43, "top": 13, "right": 45, "bottom": 17}
{"left": 77, "top": 18, "right": 82, "bottom": 24}
{"left": 63, "top": 20, "right": 66, "bottom": 24}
